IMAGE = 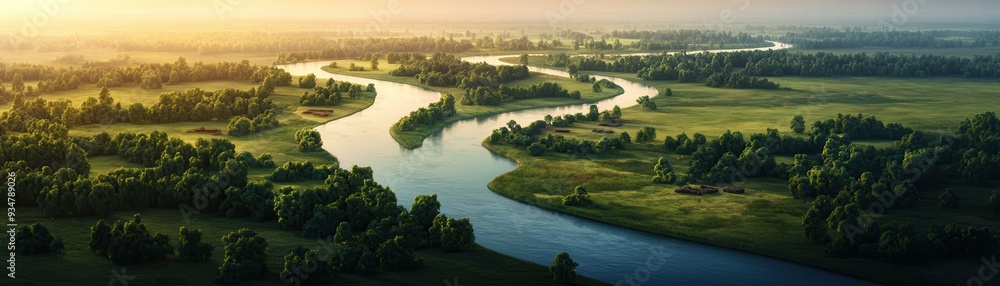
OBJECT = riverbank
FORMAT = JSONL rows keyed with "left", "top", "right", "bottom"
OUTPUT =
{"left": 320, "top": 65, "right": 625, "bottom": 149}
{"left": 479, "top": 74, "right": 1000, "bottom": 285}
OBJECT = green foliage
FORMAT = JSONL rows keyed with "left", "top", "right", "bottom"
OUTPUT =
{"left": 220, "top": 181, "right": 276, "bottom": 221}
{"left": 390, "top": 53, "right": 529, "bottom": 89}
{"left": 459, "top": 82, "right": 580, "bottom": 106}
{"left": 279, "top": 246, "right": 334, "bottom": 285}
{"left": 549, "top": 252, "right": 578, "bottom": 284}
{"left": 990, "top": 190, "right": 1000, "bottom": 213}
{"left": 295, "top": 128, "right": 324, "bottom": 152}
{"left": 636, "top": 95, "right": 657, "bottom": 110}
{"left": 14, "top": 223, "right": 63, "bottom": 256}
{"left": 651, "top": 157, "right": 675, "bottom": 184}
{"left": 226, "top": 117, "right": 253, "bottom": 136}
{"left": 376, "top": 236, "right": 423, "bottom": 271}
{"left": 938, "top": 188, "right": 959, "bottom": 209}
{"left": 178, "top": 226, "right": 214, "bottom": 262}
{"left": 267, "top": 161, "right": 336, "bottom": 182}
{"left": 218, "top": 228, "right": 269, "bottom": 284}
{"left": 395, "top": 94, "right": 457, "bottom": 131}
{"left": 791, "top": 115, "right": 806, "bottom": 133}
{"left": 562, "top": 186, "right": 593, "bottom": 206}
{"left": 99, "top": 214, "right": 174, "bottom": 265}
{"left": 527, "top": 143, "right": 546, "bottom": 156}
{"left": 440, "top": 217, "right": 476, "bottom": 252}
{"left": 298, "top": 73, "right": 317, "bottom": 88}
{"left": 635, "top": 126, "right": 657, "bottom": 142}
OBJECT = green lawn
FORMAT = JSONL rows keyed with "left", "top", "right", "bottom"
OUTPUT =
{"left": 322, "top": 65, "right": 625, "bottom": 148}
{"left": 16, "top": 208, "right": 607, "bottom": 286}
{"left": 481, "top": 71, "right": 1000, "bottom": 285}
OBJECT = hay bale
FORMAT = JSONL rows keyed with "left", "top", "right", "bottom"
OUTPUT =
{"left": 554, "top": 129, "right": 571, "bottom": 133}
{"left": 674, "top": 185, "right": 702, "bottom": 195}
{"left": 699, "top": 185, "right": 719, "bottom": 194}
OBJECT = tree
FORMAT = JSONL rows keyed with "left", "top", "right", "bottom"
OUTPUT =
{"left": 410, "top": 194, "right": 441, "bottom": 232}
{"left": 168, "top": 70, "right": 181, "bottom": 85}
{"left": 295, "top": 128, "right": 324, "bottom": 152}
{"left": 527, "top": 143, "right": 545, "bottom": 156}
{"left": 989, "top": 190, "right": 1000, "bottom": 213}
{"left": 518, "top": 54, "right": 530, "bottom": 65}
{"left": 140, "top": 70, "right": 162, "bottom": 89}
{"left": 280, "top": 246, "right": 333, "bottom": 284}
{"left": 651, "top": 157, "right": 676, "bottom": 184}
{"left": 587, "top": 105, "right": 600, "bottom": 121}
{"left": 298, "top": 73, "right": 317, "bottom": 88}
{"left": 619, "top": 131, "right": 632, "bottom": 143}
{"left": 14, "top": 223, "right": 62, "bottom": 256}
{"left": 104, "top": 214, "right": 173, "bottom": 265}
{"left": 370, "top": 58, "right": 380, "bottom": 71}
{"left": 791, "top": 115, "right": 806, "bottom": 134}
{"left": 562, "top": 186, "right": 593, "bottom": 206}
{"left": 636, "top": 95, "right": 657, "bottom": 110}
{"left": 178, "top": 227, "right": 214, "bottom": 262}
{"left": 90, "top": 219, "right": 113, "bottom": 257}
{"left": 227, "top": 116, "right": 253, "bottom": 136}
{"left": 635, "top": 126, "right": 657, "bottom": 142}
{"left": 440, "top": 217, "right": 475, "bottom": 252}
{"left": 665, "top": 88, "right": 673, "bottom": 96}
{"left": 218, "top": 228, "right": 269, "bottom": 284}
{"left": 939, "top": 188, "right": 959, "bottom": 209}
{"left": 376, "top": 236, "right": 422, "bottom": 271}
{"left": 592, "top": 82, "right": 602, "bottom": 92}
{"left": 549, "top": 252, "right": 578, "bottom": 284}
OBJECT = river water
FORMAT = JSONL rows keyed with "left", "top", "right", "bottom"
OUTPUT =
{"left": 276, "top": 42, "right": 872, "bottom": 285}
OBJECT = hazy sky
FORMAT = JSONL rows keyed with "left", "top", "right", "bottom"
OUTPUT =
{"left": 2, "top": 0, "right": 999, "bottom": 33}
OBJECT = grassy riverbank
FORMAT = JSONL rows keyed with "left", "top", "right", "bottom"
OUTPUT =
{"left": 321, "top": 63, "right": 625, "bottom": 148}
{"left": 481, "top": 70, "right": 1000, "bottom": 285}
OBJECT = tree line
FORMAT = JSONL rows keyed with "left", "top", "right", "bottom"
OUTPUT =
{"left": 0, "top": 58, "right": 292, "bottom": 105}
{"left": 783, "top": 28, "right": 1000, "bottom": 49}
{"left": 459, "top": 82, "right": 581, "bottom": 106}
{"left": 487, "top": 105, "right": 629, "bottom": 156}
{"left": 389, "top": 53, "right": 530, "bottom": 89}
{"left": 394, "top": 95, "right": 457, "bottom": 132}
{"left": 1, "top": 84, "right": 276, "bottom": 132}
{"left": 299, "top": 75, "right": 371, "bottom": 106}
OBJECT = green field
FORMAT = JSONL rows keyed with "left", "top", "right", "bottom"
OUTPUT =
{"left": 15, "top": 208, "right": 607, "bottom": 286}
{"left": 322, "top": 63, "right": 625, "bottom": 148}
{"left": 481, "top": 72, "right": 1000, "bottom": 285}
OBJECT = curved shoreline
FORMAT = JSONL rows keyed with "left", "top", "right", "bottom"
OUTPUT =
{"left": 480, "top": 141, "right": 888, "bottom": 285}
{"left": 276, "top": 41, "right": 878, "bottom": 286}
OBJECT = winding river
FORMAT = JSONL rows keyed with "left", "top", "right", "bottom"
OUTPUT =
{"left": 276, "top": 42, "right": 873, "bottom": 285}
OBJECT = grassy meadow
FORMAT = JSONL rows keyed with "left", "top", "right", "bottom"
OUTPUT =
{"left": 481, "top": 66, "right": 1000, "bottom": 285}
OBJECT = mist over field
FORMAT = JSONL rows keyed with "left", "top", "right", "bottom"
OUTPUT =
{"left": 2, "top": 0, "right": 1000, "bottom": 33}
{"left": 2, "top": 1, "right": 1000, "bottom": 286}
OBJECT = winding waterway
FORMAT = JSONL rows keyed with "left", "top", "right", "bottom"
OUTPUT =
{"left": 276, "top": 41, "right": 873, "bottom": 285}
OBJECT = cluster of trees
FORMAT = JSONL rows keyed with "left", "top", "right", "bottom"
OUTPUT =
{"left": 610, "top": 30, "right": 766, "bottom": 50}
{"left": 0, "top": 58, "right": 291, "bottom": 105}
{"left": 299, "top": 77, "right": 369, "bottom": 106}
{"left": 390, "top": 53, "right": 530, "bottom": 89}
{"left": 226, "top": 110, "right": 279, "bottom": 137}
{"left": 562, "top": 186, "right": 593, "bottom": 206}
{"left": 488, "top": 110, "right": 627, "bottom": 156}
{"left": 784, "top": 29, "right": 1000, "bottom": 49}
{"left": 178, "top": 226, "right": 214, "bottom": 262}
{"left": 89, "top": 215, "right": 174, "bottom": 265}
{"left": 651, "top": 157, "right": 677, "bottom": 184}
{"left": 395, "top": 95, "right": 457, "bottom": 132}
{"left": 550, "top": 252, "right": 579, "bottom": 284}
{"left": 704, "top": 72, "right": 781, "bottom": 89}
{"left": 636, "top": 95, "right": 657, "bottom": 110}
{"left": 565, "top": 49, "right": 1000, "bottom": 84}
{"left": 459, "top": 82, "right": 581, "bottom": 106}
{"left": 1, "top": 123, "right": 280, "bottom": 219}
{"left": 474, "top": 36, "right": 543, "bottom": 51}
{"left": 295, "top": 128, "right": 324, "bottom": 152}
{"left": 218, "top": 228, "right": 269, "bottom": 283}
{"left": 275, "top": 36, "right": 478, "bottom": 63}
{"left": 809, "top": 113, "right": 913, "bottom": 140}
{"left": 268, "top": 167, "right": 475, "bottom": 278}
{"left": 781, "top": 112, "right": 1000, "bottom": 262}
{"left": 267, "top": 161, "right": 337, "bottom": 182}
{"left": 1, "top": 85, "right": 276, "bottom": 132}
{"left": 14, "top": 223, "right": 65, "bottom": 256}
